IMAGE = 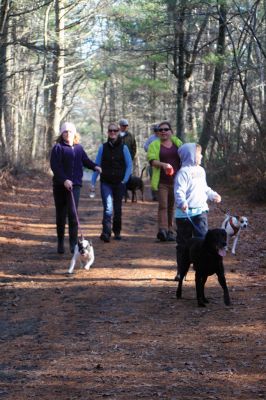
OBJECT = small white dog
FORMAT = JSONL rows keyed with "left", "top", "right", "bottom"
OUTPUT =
{"left": 68, "top": 237, "right": 95, "bottom": 274}
{"left": 221, "top": 214, "right": 248, "bottom": 255}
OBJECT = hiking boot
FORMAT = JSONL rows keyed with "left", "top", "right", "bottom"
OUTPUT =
{"left": 167, "top": 231, "right": 176, "bottom": 242}
{"left": 100, "top": 233, "right": 110, "bottom": 243}
{"left": 157, "top": 229, "right": 167, "bottom": 242}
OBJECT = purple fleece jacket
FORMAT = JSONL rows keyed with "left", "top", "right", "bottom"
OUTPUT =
{"left": 50, "top": 141, "right": 97, "bottom": 186}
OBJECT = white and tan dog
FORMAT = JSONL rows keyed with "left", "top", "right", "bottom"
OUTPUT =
{"left": 68, "top": 237, "right": 95, "bottom": 274}
{"left": 221, "top": 215, "right": 248, "bottom": 255}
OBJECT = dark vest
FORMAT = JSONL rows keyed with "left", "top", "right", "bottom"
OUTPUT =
{"left": 101, "top": 140, "right": 126, "bottom": 184}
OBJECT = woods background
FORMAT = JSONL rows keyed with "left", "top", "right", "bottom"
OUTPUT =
{"left": 0, "top": 0, "right": 265, "bottom": 201}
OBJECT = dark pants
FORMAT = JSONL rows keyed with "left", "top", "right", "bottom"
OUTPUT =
{"left": 53, "top": 185, "right": 80, "bottom": 249}
{"left": 100, "top": 182, "right": 125, "bottom": 237}
{"left": 175, "top": 213, "right": 208, "bottom": 274}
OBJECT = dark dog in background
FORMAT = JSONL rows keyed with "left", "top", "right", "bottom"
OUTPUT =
{"left": 176, "top": 228, "right": 230, "bottom": 307}
{"left": 125, "top": 166, "right": 146, "bottom": 202}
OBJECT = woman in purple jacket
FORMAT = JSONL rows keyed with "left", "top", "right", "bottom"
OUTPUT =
{"left": 50, "top": 122, "right": 101, "bottom": 254}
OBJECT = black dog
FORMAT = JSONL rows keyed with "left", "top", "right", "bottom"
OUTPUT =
{"left": 125, "top": 166, "right": 146, "bottom": 202}
{"left": 176, "top": 229, "right": 231, "bottom": 307}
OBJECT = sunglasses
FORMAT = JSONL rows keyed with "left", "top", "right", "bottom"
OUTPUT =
{"left": 108, "top": 129, "right": 119, "bottom": 133}
{"left": 159, "top": 128, "right": 171, "bottom": 132}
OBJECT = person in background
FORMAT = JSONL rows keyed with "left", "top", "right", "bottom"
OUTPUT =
{"left": 147, "top": 121, "right": 182, "bottom": 242}
{"left": 143, "top": 123, "right": 160, "bottom": 201}
{"left": 119, "top": 118, "right": 137, "bottom": 161}
{"left": 50, "top": 122, "right": 101, "bottom": 254}
{"left": 174, "top": 143, "right": 221, "bottom": 281}
{"left": 91, "top": 122, "right": 132, "bottom": 242}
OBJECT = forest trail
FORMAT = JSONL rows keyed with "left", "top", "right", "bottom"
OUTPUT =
{"left": 0, "top": 173, "right": 265, "bottom": 399}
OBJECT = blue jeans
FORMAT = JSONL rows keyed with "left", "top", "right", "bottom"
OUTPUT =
{"left": 100, "top": 182, "right": 125, "bottom": 237}
{"left": 175, "top": 212, "right": 208, "bottom": 274}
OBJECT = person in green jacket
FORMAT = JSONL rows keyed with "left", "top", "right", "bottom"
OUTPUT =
{"left": 147, "top": 121, "right": 182, "bottom": 241}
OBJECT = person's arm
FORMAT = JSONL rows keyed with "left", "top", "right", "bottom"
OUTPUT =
{"left": 82, "top": 152, "right": 96, "bottom": 170}
{"left": 91, "top": 145, "right": 103, "bottom": 186}
{"left": 122, "top": 145, "right": 133, "bottom": 183}
{"left": 147, "top": 139, "right": 159, "bottom": 165}
{"left": 174, "top": 171, "right": 189, "bottom": 210}
{"left": 131, "top": 135, "right": 137, "bottom": 159}
{"left": 151, "top": 159, "right": 173, "bottom": 173}
{"left": 50, "top": 144, "right": 68, "bottom": 184}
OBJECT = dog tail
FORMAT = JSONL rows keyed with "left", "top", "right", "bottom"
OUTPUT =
{"left": 140, "top": 165, "right": 146, "bottom": 179}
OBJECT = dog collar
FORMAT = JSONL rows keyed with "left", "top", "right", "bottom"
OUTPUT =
{"left": 229, "top": 217, "right": 240, "bottom": 236}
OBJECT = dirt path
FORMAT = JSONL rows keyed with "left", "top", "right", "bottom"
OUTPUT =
{"left": 0, "top": 173, "right": 265, "bottom": 399}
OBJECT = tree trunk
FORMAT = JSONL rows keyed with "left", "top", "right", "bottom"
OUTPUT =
{"left": 0, "top": 0, "right": 10, "bottom": 163}
{"left": 46, "top": 0, "right": 65, "bottom": 155}
{"left": 176, "top": 5, "right": 185, "bottom": 140}
{"left": 31, "top": 3, "right": 52, "bottom": 161}
{"left": 199, "top": 4, "right": 227, "bottom": 156}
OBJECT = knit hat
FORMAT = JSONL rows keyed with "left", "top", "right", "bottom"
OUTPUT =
{"left": 60, "top": 122, "right": 77, "bottom": 135}
{"left": 119, "top": 118, "right": 129, "bottom": 126}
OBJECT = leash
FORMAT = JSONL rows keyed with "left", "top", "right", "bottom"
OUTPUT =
{"left": 185, "top": 213, "right": 205, "bottom": 237}
{"left": 215, "top": 203, "right": 230, "bottom": 215}
{"left": 70, "top": 189, "right": 84, "bottom": 239}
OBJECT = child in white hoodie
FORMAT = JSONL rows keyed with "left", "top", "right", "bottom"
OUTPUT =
{"left": 174, "top": 143, "right": 221, "bottom": 280}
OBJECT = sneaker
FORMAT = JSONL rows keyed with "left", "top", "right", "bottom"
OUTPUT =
{"left": 114, "top": 234, "right": 122, "bottom": 240}
{"left": 167, "top": 231, "right": 176, "bottom": 242}
{"left": 174, "top": 274, "right": 180, "bottom": 281}
{"left": 100, "top": 233, "right": 110, "bottom": 243}
{"left": 157, "top": 229, "right": 167, "bottom": 242}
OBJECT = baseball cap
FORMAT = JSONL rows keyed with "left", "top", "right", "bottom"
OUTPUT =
{"left": 119, "top": 118, "right": 129, "bottom": 126}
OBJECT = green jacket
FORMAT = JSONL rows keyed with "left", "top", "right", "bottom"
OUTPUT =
{"left": 147, "top": 136, "right": 183, "bottom": 190}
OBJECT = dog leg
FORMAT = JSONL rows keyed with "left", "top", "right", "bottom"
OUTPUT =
{"left": 201, "top": 275, "right": 209, "bottom": 304}
{"left": 176, "top": 260, "right": 190, "bottom": 299}
{"left": 84, "top": 248, "right": 95, "bottom": 270}
{"left": 141, "top": 189, "right": 144, "bottom": 201}
{"left": 176, "top": 278, "right": 183, "bottom": 299}
{"left": 125, "top": 191, "right": 128, "bottom": 203}
{"left": 68, "top": 254, "right": 77, "bottom": 274}
{"left": 195, "top": 272, "right": 207, "bottom": 307}
{"left": 231, "top": 232, "right": 239, "bottom": 255}
{"left": 217, "top": 273, "right": 231, "bottom": 305}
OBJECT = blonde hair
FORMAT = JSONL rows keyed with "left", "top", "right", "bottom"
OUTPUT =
{"left": 56, "top": 132, "right": 80, "bottom": 144}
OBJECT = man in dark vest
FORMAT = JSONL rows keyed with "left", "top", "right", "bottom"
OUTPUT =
{"left": 91, "top": 122, "right": 132, "bottom": 242}
{"left": 119, "top": 118, "right": 137, "bottom": 161}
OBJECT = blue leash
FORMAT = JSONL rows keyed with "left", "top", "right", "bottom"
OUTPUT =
{"left": 185, "top": 213, "right": 204, "bottom": 236}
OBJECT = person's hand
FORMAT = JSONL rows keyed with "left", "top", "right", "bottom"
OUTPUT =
{"left": 181, "top": 204, "right": 188, "bottom": 212}
{"left": 214, "top": 194, "right": 221, "bottom": 203}
{"left": 95, "top": 166, "right": 102, "bottom": 173}
{"left": 162, "top": 163, "right": 172, "bottom": 172}
{"left": 64, "top": 179, "right": 73, "bottom": 191}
